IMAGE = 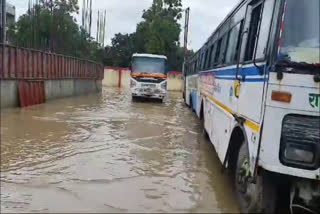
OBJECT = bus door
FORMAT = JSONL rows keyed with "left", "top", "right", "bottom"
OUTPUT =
{"left": 236, "top": 0, "right": 275, "bottom": 125}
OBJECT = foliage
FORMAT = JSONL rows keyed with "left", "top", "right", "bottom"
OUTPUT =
{"left": 103, "top": 33, "right": 138, "bottom": 67}
{"left": 9, "top": 0, "right": 191, "bottom": 68}
{"left": 104, "top": 0, "right": 188, "bottom": 71}
{"left": 8, "top": 0, "right": 103, "bottom": 62}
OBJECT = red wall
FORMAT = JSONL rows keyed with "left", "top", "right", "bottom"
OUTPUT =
{"left": 0, "top": 45, "right": 104, "bottom": 80}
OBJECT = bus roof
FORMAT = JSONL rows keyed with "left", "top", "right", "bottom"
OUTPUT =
{"left": 132, "top": 53, "right": 167, "bottom": 60}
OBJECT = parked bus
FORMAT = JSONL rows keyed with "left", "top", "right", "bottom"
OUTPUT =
{"left": 183, "top": 0, "right": 320, "bottom": 213}
{"left": 183, "top": 51, "right": 201, "bottom": 112}
{"left": 130, "top": 53, "right": 168, "bottom": 102}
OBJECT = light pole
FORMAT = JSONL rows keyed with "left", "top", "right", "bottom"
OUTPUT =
{"left": 182, "top": 7, "right": 190, "bottom": 100}
{"left": 182, "top": 7, "right": 190, "bottom": 75}
{"left": 183, "top": 7, "right": 190, "bottom": 62}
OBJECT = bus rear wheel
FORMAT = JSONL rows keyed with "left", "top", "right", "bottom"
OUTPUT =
{"left": 235, "top": 142, "right": 277, "bottom": 213}
{"left": 132, "top": 96, "right": 139, "bottom": 102}
{"left": 189, "top": 96, "right": 192, "bottom": 109}
{"left": 201, "top": 105, "right": 209, "bottom": 139}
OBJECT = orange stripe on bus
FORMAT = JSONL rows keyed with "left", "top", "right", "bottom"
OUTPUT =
{"left": 201, "top": 92, "right": 260, "bottom": 133}
{"left": 131, "top": 73, "right": 167, "bottom": 79}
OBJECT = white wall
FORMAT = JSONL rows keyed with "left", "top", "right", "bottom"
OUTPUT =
{"left": 103, "top": 67, "right": 183, "bottom": 91}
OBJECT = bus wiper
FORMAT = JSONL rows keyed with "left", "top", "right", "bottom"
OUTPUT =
{"left": 275, "top": 59, "right": 320, "bottom": 81}
{"left": 276, "top": 59, "right": 319, "bottom": 70}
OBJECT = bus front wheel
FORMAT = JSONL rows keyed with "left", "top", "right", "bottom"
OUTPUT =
{"left": 235, "top": 142, "right": 277, "bottom": 213}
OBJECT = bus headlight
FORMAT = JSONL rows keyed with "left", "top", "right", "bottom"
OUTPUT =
{"left": 283, "top": 143, "right": 315, "bottom": 163}
{"left": 280, "top": 115, "right": 320, "bottom": 170}
{"left": 161, "top": 82, "right": 167, "bottom": 90}
{"left": 131, "top": 79, "right": 137, "bottom": 88}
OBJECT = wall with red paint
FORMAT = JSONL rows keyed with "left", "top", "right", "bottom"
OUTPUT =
{"left": 0, "top": 45, "right": 104, "bottom": 80}
{"left": 0, "top": 45, "right": 104, "bottom": 108}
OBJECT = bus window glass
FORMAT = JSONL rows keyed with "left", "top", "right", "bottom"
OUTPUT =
{"left": 244, "top": 3, "right": 263, "bottom": 61}
{"left": 211, "top": 43, "right": 218, "bottom": 67}
{"left": 225, "top": 21, "right": 242, "bottom": 64}
{"left": 230, "top": 5, "right": 246, "bottom": 26}
{"left": 132, "top": 57, "right": 166, "bottom": 75}
{"left": 280, "top": 0, "right": 319, "bottom": 64}
{"left": 219, "top": 19, "right": 231, "bottom": 37}
{"left": 256, "top": 0, "right": 275, "bottom": 59}
{"left": 207, "top": 45, "right": 214, "bottom": 69}
{"left": 204, "top": 49, "right": 209, "bottom": 70}
{"left": 196, "top": 58, "right": 199, "bottom": 71}
{"left": 200, "top": 53, "right": 205, "bottom": 70}
{"left": 214, "top": 39, "right": 222, "bottom": 65}
{"left": 218, "top": 33, "right": 230, "bottom": 64}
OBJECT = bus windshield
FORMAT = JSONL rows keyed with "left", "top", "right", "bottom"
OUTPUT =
{"left": 132, "top": 57, "right": 166, "bottom": 75}
{"left": 279, "top": 0, "right": 319, "bottom": 65}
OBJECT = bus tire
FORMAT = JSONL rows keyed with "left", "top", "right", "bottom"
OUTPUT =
{"left": 202, "top": 112, "right": 209, "bottom": 140}
{"left": 132, "top": 96, "right": 138, "bottom": 102}
{"left": 235, "top": 142, "right": 277, "bottom": 213}
{"left": 200, "top": 102, "right": 209, "bottom": 139}
{"left": 203, "top": 127, "right": 209, "bottom": 139}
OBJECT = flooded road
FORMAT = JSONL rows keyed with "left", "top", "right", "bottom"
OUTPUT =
{"left": 1, "top": 87, "right": 239, "bottom": 213}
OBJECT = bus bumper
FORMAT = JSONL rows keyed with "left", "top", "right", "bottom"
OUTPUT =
{"left": 132, "top": 90, "right": 166, "bottom": 100}
{"left": 290, "top": 178, "right": 320, "bottom": 213}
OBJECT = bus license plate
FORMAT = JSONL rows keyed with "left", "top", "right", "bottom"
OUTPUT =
{"left": 142, "top": 84, "right": 156, "bottom": 88}
{"left": 144, "top": 88, "right": 152, "bottom": 93}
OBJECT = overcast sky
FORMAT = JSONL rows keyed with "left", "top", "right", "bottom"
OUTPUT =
{"left": 9, "top": 0, "right": 239, "bottom": 50}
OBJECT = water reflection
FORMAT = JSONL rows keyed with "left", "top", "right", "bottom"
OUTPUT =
{"left": 1, "top": 87, "right": 239, "bottom": 213}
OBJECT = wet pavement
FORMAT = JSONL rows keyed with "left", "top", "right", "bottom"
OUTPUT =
{"left": 1, "top": 87, "right": 239, "bottom": 213}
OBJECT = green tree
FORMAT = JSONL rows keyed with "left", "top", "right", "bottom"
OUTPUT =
{"left": 138, "top": 0, "right": 182, "bottom": 55}
{"left": 8, "top": 0, "right": 103, "bottom": 62}
{"left": 103, "top": 0, "right": 186, "bottom": 70}
{"left": 103, "top": 33, "right": 138, "bottom": 67}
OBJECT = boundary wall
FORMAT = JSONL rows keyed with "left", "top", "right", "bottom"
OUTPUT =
{"left": 0, "top": 45, "right": 104, "bottom": 108}
{"left": 103, "top": 67, "right": 183, "bottom": 91}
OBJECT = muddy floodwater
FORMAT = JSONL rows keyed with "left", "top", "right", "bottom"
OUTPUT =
{"left": 1, "top": 88, "right": 239, "bottom": 213}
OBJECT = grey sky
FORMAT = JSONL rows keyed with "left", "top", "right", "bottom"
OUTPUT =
{"left": 8, "top": 0, "right": 239, "bottom": 50}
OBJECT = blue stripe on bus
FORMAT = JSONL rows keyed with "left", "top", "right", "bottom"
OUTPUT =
{"left": 200, "top": 66, "right": 267, "bottom": 82}
{"left": 245, "top": 78, "right": 266, "bottom": 82}
{"left": 214, "top": 77, "right": 266, "bottom": 82}
{"left": 200, "top": 66, "right": 264, "bottom": 77}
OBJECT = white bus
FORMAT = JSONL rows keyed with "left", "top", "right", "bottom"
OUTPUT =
{"left": 130, "top": 53, "right": 168, "bottom": 102}
{"left": 183, "top": 0, "right": 319, "bottom": 213}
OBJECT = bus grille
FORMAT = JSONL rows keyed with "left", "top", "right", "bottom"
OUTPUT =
{"left": 133, "top": 77, "right": 165, "bottom": 84}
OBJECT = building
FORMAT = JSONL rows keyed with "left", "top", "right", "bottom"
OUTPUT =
{"left": 0, "top": 1, "right": 16, "bottom": 43}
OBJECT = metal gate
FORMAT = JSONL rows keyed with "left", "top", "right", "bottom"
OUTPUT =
{"left": 18, "top": 81, "right": 45, "bottom": 107}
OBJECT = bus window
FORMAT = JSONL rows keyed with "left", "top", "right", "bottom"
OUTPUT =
{"left": 211, "top": 43, "right": 218, "bottom": 67}
{"left": 200, "top": 53, "right": 205, "bottom": 71}
{"left": 214, "top": 39, "right": 222, "bottom": 65}
{"left": 255, "top": 0, "right": 275, "bottom": 59}
{"left": 204, "top": 49, "right": 209, "bottom": 70}
{"left": 226, "top": 21, "right": 243, "bottom": 64}
{"left": 207, "top": 45, "right": 214, "bottom": 69}
{"left": 244, "top": 3, "right": 263, "bottom": 61}
{"left": 280, "top": 0, "right": 319, "bottom": 65}
{"left": 218, "top": 32, "right": 230, "bottom": 64}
